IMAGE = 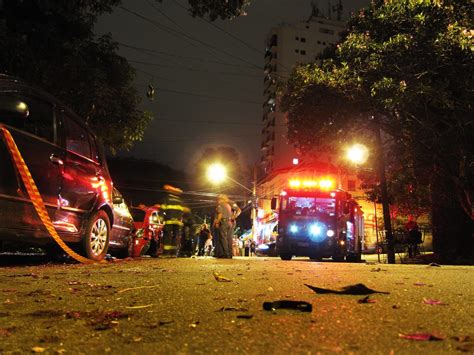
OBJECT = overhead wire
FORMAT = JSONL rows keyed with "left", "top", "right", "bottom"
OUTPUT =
{"left": 129, "top": 59, "right": 261, "bottom": 78}
{"left": 119, "top": 6, "right": 263, "bottom": 71}
{"left": 119, "top": 41, "right": 259, "bottom": 70}
{"left": 135, "top": 82, "right": 260, "bottom": 104}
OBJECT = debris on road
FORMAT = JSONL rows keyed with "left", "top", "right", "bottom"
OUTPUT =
{"left": 422, "top": 298, "right": 447, "bottom": 306}
{"left": 236, "top": 314, "right": 253, "bottom": 319}
{"left": 358, "top": 295, "right": 377, "bottom": 304}
{"left": 217, "top": 306, "right": 249, "bottom": 312}
{"left": 263, "top": 300, "right": 312, "bottom": 313}
{"left": 213, "top": 271, "right": 232, "bottom": 282}
{"left": 117, "top": 285, "right": 160, "bottom": 293}
{"left": 305, "top": 283, "right": 389, "bottom": 295}
{"left": 398, "top": 333, "right": 445, "bottom": 341}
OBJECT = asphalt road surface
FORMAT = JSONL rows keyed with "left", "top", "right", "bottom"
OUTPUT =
{"left": 0, "top": 256, "right": 473, "bottom": 354}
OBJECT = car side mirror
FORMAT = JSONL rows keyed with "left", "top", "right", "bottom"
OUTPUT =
{"left": 271, "top": 197, "right": 277, "bottom": 210}
{"left": 113, "top": 196, "right": 124, "bottom": 204}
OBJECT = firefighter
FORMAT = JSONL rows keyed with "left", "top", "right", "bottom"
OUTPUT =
{"left": 161, "top": 185, "right": 189, "bottom": 257}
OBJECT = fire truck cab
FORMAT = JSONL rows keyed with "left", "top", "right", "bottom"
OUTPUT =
{"left": 272, "top": 178, "right": 363, "bottom": 262}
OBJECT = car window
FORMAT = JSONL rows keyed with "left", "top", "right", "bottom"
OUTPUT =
{"left": 63, "top": 114, "right": 91, "bottom": 159}
{"left": 0, "top": 93, "right": 54, "bottom": 142}
{"left": 130, "top": 208, "right": 146, "bottom": 222}
{"left": 150, "top": 212, "right": 161, "bottom": 225}
{"left": 89, "top": 134, "right": 100, "bottom": 163}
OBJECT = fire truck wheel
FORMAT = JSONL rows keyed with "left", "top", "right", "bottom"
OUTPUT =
{"left": 280, "top": 253, "right": 292, "bottom": 261}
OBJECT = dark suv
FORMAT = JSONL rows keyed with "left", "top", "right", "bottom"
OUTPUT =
{"left": 0, "top": 75, "right": 114, "bottom": 261}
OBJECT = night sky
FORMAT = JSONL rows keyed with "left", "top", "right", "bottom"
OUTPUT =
{"left": 95, "top": 0, "right": 369, "bottom": 173}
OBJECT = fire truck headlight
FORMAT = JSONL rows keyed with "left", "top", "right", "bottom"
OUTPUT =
{"left": 326, "top": 229, "right": 335, "bottom": 237}
{"left": 289, "top": 224, "right": 298, "bottom": 233}
{"left": 309, "top": 224, "right": 321, "bottom": 236}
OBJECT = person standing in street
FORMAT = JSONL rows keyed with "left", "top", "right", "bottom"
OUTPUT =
{"left": 161, "top": 185, "right": 189, "bottom": 257}
{"left": 213, "top": 194, "right": 233, "bottom": 258}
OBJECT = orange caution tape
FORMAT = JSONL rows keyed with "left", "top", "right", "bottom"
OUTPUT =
{"left": 0, "top": 126, "right": 96, "bottom": 264}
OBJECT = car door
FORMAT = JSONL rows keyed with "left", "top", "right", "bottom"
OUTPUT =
{"left": 55, "top": 110, "right": 100, "bottom": 235}
{"left": 0, "top": 92, "right": 62, "bottom": 234}
{"left": 110, "top": 188, "right": 134, "bottom": 248}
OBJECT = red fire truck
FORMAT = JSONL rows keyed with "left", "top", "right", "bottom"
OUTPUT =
{"left": 271, "top": 178, "right": 364, "bottom": 262}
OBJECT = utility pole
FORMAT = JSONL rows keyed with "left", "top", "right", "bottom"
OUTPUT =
{"left": 251, "top": 164, "right": 258, "bottom": 243}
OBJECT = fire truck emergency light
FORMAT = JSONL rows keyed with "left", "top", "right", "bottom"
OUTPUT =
{"left": 288, "top": 179, "right": 334, "bottom": 189}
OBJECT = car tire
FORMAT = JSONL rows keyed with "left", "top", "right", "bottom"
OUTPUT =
{"left": 82, "top": 210, "right": 110, "bottom": 261}
{"left": 346, "top": 252, "right": 361, "bottom": 263}
{"left": 280, "top": 253, "right": 292, "bottom": 261}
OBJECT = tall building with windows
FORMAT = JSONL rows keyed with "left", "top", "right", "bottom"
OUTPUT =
{"left": 261, "top": 8, "right": 346, "bottom": 174}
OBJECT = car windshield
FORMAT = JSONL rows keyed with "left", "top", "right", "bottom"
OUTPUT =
{"left": 281, "top": 196, "right": 335, "bottom": 217}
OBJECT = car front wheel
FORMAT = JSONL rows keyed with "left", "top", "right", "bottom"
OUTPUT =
{"left": 82, "top": 210, "right": 110, "bottom": 261}
{"left": 280, "top": 253, "right": 292, "bottom": 261}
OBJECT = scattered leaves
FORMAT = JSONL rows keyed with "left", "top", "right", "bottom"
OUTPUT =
{"left": 358, "top": 295, "right": 377, "bottom": 303}
{"left": 0, "top": 327, "right": 14, "bottom": 337}
{"left": 398, "top": 333, "right": 445, "bottom": 341}
{"left": 189, "top": 321, "right": 200, "bottom": 328}
{"left": 31, "top": 347, "right": 46, "bottom": 353}
{"left": 428, "top": 263, "right": 441, "bottom": 267}
{"left": 217, "top": 306, "right": 249, "bottom": 312}
{"left": 413, "top": 282, "right": 426, "bottom": 286}
{"left": 126, "top": 304, "right": 154, "bottom": 309}
{"left": 305, "top": 283, "right": 389, "bottom": 295}
{"left": 422, "top": 298, "right": 446, "bottom": 306}
{"left": 237, "top": 314, "right": 253, "bottom": 319}
{"left": 117, "top": 285, "right": 160, "bottom": 294}
{"left": 213, "top": 272, "right": 232, "bottom": 282}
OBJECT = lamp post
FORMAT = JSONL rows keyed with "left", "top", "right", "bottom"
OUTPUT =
{"left": 345, "top": 141, "right": 395, "bottom": 264}
{"left": 206, "top": 163, "right": 257, "bottom": 242}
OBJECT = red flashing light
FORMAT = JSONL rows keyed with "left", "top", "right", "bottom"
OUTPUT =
{"left": 288, "top": 178, "right": 334, "bottom": 190}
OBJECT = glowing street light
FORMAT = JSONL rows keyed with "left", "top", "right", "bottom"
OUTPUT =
{"left": 346, "top": 143, "right": 369, "bottom": 165}
{"left": 207, "top": 163, "right": 227, "bottom": 185}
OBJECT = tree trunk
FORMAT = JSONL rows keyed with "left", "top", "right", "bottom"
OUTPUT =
{"left": 431, "top": 171, "right": 473, "bottom": 262}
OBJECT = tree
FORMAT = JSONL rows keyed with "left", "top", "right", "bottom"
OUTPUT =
{"left": 281, "top": 0, "right": 473, "bottom": 261}
{"left": 186, "top": 0, "right": 250, "bottom": 21}
{"left": 0, "top": 0, "right": 152, "bottom": 153}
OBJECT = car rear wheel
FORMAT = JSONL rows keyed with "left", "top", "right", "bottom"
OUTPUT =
{"left": 280, "top": 253, "right": 292, "bottom": 261}
{"left": 82, "top": 210, "right": 110, "bottom": 261}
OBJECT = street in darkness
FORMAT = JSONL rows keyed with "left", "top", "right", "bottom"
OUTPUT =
{"left": 0, "top": 256, "right": 473, "bottom": 354}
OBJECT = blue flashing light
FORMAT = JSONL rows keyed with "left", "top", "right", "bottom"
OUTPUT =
{"left": 309, "top": 224, "right": 322, "bottom": 236}
{"left": 289, "top": 224, "right": 298, "bottom": 233}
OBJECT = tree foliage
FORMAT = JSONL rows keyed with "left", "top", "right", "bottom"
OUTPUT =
{"left": 0, "top": 0, "right": 152, "bottom": 153}
{"left": 186, "top": 0, "right": 250, "bottom": 21}
{"left": 281, "top": 0, "right": 473, "bottom": 259}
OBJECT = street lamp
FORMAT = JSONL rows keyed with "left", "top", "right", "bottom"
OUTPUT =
{"left": 346, "top": 144, "right": 369, "bottom": 165}
{"left": 345, "top": 142, "right": 395, "bottom": 264}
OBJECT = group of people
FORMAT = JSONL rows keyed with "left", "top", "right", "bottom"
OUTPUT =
{"left": 160, "top": 186, "right": 243, "bottom": 259}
